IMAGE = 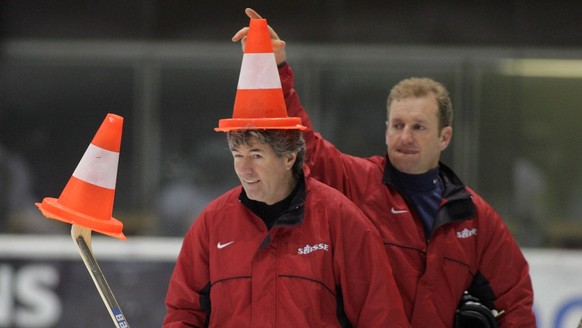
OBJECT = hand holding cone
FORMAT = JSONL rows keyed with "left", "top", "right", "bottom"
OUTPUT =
{"left": 232, "top": 8, "right": 287, "bottom": 66}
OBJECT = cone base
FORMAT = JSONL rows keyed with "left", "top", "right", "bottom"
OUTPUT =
{"left": 215, "top": 117, "right": 306, "bottom": 132}
{"left": 36, "top": 197, "right": 126, "bottom": 240}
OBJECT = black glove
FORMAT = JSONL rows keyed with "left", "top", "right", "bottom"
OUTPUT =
{"left": 454, "top": 292, "right": 499, "bottom": 328}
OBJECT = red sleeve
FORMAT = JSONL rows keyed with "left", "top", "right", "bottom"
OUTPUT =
{"left": 473, "top": 195, "right": 536, "bottom": 327}
{"left": 280, "top": 64, "right": 363, "bottom": 195}
{"left": 279, "top": 64, "right": 316, "bottom": 148}
{"left": 163, "top": 215, "right": 210, "bottom": 328}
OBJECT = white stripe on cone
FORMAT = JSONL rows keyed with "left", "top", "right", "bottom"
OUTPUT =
{"left": 237, "top": 53, "right": 281, "bottom": 89}
{"left": 72, "top": 143, "right": 119, "bottom": 190}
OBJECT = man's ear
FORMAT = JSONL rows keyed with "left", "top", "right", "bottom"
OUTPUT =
{"left": 439, "top": 126, "right": 453, "bottom": 151}
{"left": 285, "top": 152, "right": 298, "bottom": 170}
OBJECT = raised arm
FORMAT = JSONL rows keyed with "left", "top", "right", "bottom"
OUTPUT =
{"left": 231, "top": 8, "right": 373, "bottom": 199}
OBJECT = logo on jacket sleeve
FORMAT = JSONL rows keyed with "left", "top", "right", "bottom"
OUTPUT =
{"left": 297, "top": 243, "right": 329, "bottom": 255}
{"left": 456, "top": 228, "right": 477, "bottom": 239}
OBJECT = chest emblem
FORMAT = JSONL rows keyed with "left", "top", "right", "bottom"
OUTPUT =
{"left": 391, "top": 207, "right": 408, "bottom": 214}
{"left": 297, "top": 243, "right": 329, "bottom": 255}
{"left": 456, "top": 228, "right": 477, "bottom": 239}
{"left": 217, "top": 241, "right": 235, "bottom": 249}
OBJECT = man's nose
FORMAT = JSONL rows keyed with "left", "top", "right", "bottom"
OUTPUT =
{"left": 238, "top": 157, "right": 253, "bottom": 173}
{"left": 400, "top": 126, "right": 414, "bottom": 143}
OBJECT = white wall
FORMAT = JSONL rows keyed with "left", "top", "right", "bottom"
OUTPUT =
{"left": 524, "top": 249, "right": 582, "bottom": 328}
{"left": 0, "top": 235, "right": 580, "bottom": 327}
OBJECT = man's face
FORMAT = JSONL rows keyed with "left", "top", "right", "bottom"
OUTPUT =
{"left": 385, "top": 95, "right": 452, "bottom": 174}
{"left": 232, "top": 137, "right": 296, "bottom": 205}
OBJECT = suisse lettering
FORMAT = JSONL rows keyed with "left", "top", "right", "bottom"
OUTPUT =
{"left": 297, "top": 243, "right": 329, "bottom": 255}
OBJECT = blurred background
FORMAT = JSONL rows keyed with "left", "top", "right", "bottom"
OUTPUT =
{"left": 1, "top": 1, "right": 582, "bottom": 327}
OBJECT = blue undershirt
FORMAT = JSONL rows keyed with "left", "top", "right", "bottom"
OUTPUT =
{"left": 392, "top": 167, "right": 443, "bottom": 237}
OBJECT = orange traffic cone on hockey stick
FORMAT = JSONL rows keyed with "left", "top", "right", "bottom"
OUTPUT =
{"left": 36, "top": 113, "right": 130, "bottom": 328}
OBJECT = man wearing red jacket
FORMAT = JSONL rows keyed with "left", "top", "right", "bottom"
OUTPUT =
{"left": 164, "top": 16, "right": 409, "bottom": 328}
{"left": 233, "top": 8, "right": 536, "bottom": 328}
{"left": 164, "top": 131, "right": 409, "bottom": 327}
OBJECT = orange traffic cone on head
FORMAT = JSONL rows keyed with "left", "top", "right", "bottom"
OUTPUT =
{"left": 36, "top": 113, "right": 126, "bottom": 240}
{"left": 215, "top": 18, "right": 306, "bottom": 131}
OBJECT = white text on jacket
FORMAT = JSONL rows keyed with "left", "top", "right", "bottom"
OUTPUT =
{"left": 297, "top": 243, "right": 330, "bottom": 255}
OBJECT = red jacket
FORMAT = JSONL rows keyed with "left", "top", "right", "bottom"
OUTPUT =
{"left": 164, "top": 175, "right": 410, "bottom": 327}
{"left": 280, "top": 64, "right": 536, "bottom": 327}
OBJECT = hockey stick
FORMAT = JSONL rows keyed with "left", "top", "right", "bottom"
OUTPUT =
{"left": 71, "top": 224, "right": 130, "bottom": 328}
